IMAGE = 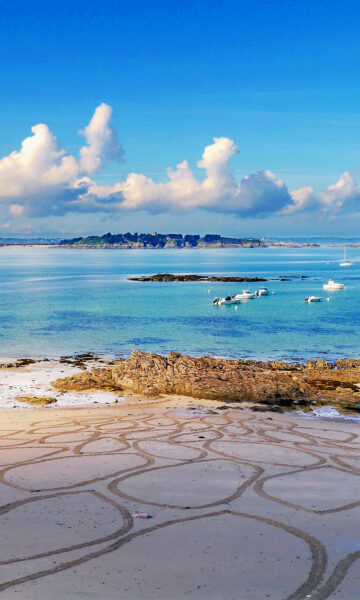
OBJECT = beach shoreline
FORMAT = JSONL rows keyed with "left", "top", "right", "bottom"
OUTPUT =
{"left": 1, "top": 351, "right": 360, "bottom": 422}
{"left": 52, "top": 349, "right": 360, "bottom": 416}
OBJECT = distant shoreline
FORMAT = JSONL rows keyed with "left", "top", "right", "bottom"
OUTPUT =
{"left": 1, "top": 242, "right": 360, "bottom": 249}
{"left": 1, "top": 232, "right": 360, "bottom": 249}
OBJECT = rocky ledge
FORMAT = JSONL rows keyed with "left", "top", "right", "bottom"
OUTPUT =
{"left": 0, "top": 358, "right": 36, "bottom": 369}
{"left": 128, "top": 273, "right": 306, "bottom": 282}
{"left": 128, "top": 274, "right": 268, "bottom": 282}
{"left": 52, "top": 351, "right": 360, "bottom": 413}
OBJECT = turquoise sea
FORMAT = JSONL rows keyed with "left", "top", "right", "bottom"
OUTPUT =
{"left": 0, "top": 246, "right": 359, "bottom": 362}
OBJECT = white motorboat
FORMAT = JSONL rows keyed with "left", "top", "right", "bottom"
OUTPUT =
{"left": 213, "top": 296, "right": 240, "bottom": 306}
{"left": 232, "top": 290, "right": 255, "bottom": 300}
{"left": 323, "top": 279, "right": 345, "bottom": 290}
{"left": 255, "top": 287, "right": 270, "bottom": 296}
{"left": 304, "top": 296, "right": 322, "bottom": 303}
{"left": 340, "top": 248, "right": 353, "bottom": 267}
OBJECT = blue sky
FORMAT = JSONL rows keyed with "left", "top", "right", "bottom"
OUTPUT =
{"left": 1, "top": 0, "right": 360, "bottom": 237}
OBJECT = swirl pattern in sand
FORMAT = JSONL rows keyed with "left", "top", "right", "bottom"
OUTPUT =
{"left": 0, "top": 400, "right": 358, "bottom": 599}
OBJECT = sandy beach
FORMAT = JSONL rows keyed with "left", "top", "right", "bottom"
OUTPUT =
{"left": 0, "top": 394, "right": 358, "bottom": 599}
{"left": 0, "top": 361, "right": 120, "bottom": 410}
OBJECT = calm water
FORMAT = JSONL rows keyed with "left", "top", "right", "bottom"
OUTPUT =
{"left": 0, "top": 246, "right": 359, "bottom": 361}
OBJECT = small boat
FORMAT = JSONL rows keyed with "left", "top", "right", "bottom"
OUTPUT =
{"left": 232, "top": 290, "right": 255, "bottom": 300}
{"left": 213, "top": 296, "right": 240, "bottom": 306}
{"left": 255, "top": 287, "right": 270, "bottom": 296}
{"left": 340, "top": 248, "right": 353, "bottom": 267}
{"left": 323, "top": 279, "right": 345, "bottom": 290}
{"left": 304, "top": 296, "right": 322, "bottom": 303}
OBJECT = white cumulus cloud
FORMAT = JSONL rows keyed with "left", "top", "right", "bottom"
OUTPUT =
{"left": 1, "top": 103, "right": 360, "bottom": 221}
{"left": 79, "top": 103, "right": 123, "bottom": 174}
{"left": 0, "top": 103, "right": 123, "bottom": 216}
{"left": 286, "top": 171, "right": 360, "bottom": 215}
{"left": 84, "top": 137, "right": 292, "bottom": 217}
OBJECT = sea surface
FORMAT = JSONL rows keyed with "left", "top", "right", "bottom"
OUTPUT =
{"left": 0, "top": 246, "right": 359, "bottom": 362}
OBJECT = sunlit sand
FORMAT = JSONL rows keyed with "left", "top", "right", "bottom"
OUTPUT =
{"left": 0, "top": 397, "right": 358, "bottom": 599}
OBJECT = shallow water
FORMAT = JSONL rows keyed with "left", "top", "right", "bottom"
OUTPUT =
{"left": 296, "top": 406, "right": 360, "bottom": 423}
{"left": 0, "top": 246, "right": 359, "bottom": 361}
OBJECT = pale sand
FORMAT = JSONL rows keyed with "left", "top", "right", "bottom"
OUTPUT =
{"left": 0, "top": 361, "right": 121, "bottom": 409}
{"left": 0, "top": 397, "right": 358, "bottom": 599}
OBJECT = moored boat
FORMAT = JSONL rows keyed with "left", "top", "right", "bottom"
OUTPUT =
{"left": 255, "top": 287, "right": 270, "bottom": 296}
{"left": 232, "top": 290, "right": 255, "bottom": 300}
{"left": 340, "top": 248, "right": 353, "bottom": 267}
{"left": 323, "top": 279, "right": 345, "bottom": 290}
{"left": 304, "top": 296, "right": 322, "bottom": 303}
{"left": 213, "top": 296, "right": 240, "bottom": 306}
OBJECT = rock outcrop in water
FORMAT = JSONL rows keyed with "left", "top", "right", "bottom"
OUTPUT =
{"left": 52, "top": 351, "right": 360, "bottom": 412}
{"left": 128, "top": 273, "right": 302, "bottom": 282}
{"left": 128, "top": 274, "right": 268, "bottom": 282}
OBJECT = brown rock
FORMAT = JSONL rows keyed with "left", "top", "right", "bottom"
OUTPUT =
{"left": 52, "top": 350, "right": 360, "bottom": 412}
{"left": 16, "top": 396, "right": 57, "bottom": 405}
{"left": 53, "top": 350, "right": 310, "bottom": 405}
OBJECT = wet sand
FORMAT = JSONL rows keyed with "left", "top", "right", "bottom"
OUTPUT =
{"left": 0, "top": 397, "right": 358, "bottom": 599}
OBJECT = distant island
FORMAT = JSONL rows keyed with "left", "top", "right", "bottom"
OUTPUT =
{"left": 58, "top": 232, "right": 266, "bottom": 248}
{"left": 0, "top": 233, "right": 330, "bottom": 248}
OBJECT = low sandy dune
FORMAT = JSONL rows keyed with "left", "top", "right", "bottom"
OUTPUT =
{"left": 0, "top": 397, "right": 358, "bottom": 599}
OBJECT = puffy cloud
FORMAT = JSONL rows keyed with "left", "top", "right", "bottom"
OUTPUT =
{"left": 319, "top": 171, "right": 360, "bottom": 213}
{"left": 79, "top": 103, "right": 123, "bottom": 174}
{"left": 286, "top": 171, "right": 360, "bottom": 216}
{"left": 0, "top": 123, "right": 78, "bottom": 198}
{"left": 0, "top": 103, "right": 123, "bottom": 216}
{"left": 84, "top": 138, "right": 292, "bottom": 217}
{"left": 86, "top": 137, "right": 240, "bottom": 213}
{"left": 231, "top": 170, "right": 291, "bottom": 217}
{"left": 1, "top": 103, "right": 360, "bottom": 221}
{"left": 75, "top": 135, "right": 360, "bottom": 219}
{"left": 285, "top": 186, "right": 317, "bottom": 214}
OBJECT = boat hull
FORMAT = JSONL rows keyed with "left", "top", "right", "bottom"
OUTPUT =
{"left": 233, "top": 293, "right": 255, "bottom": 300}
{"left": 323, "top": 285, "right": 344, "bottom": 290}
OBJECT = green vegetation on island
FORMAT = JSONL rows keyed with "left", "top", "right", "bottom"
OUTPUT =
{"left": 59, "top": 232, "right": 266, "bottom": 248}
